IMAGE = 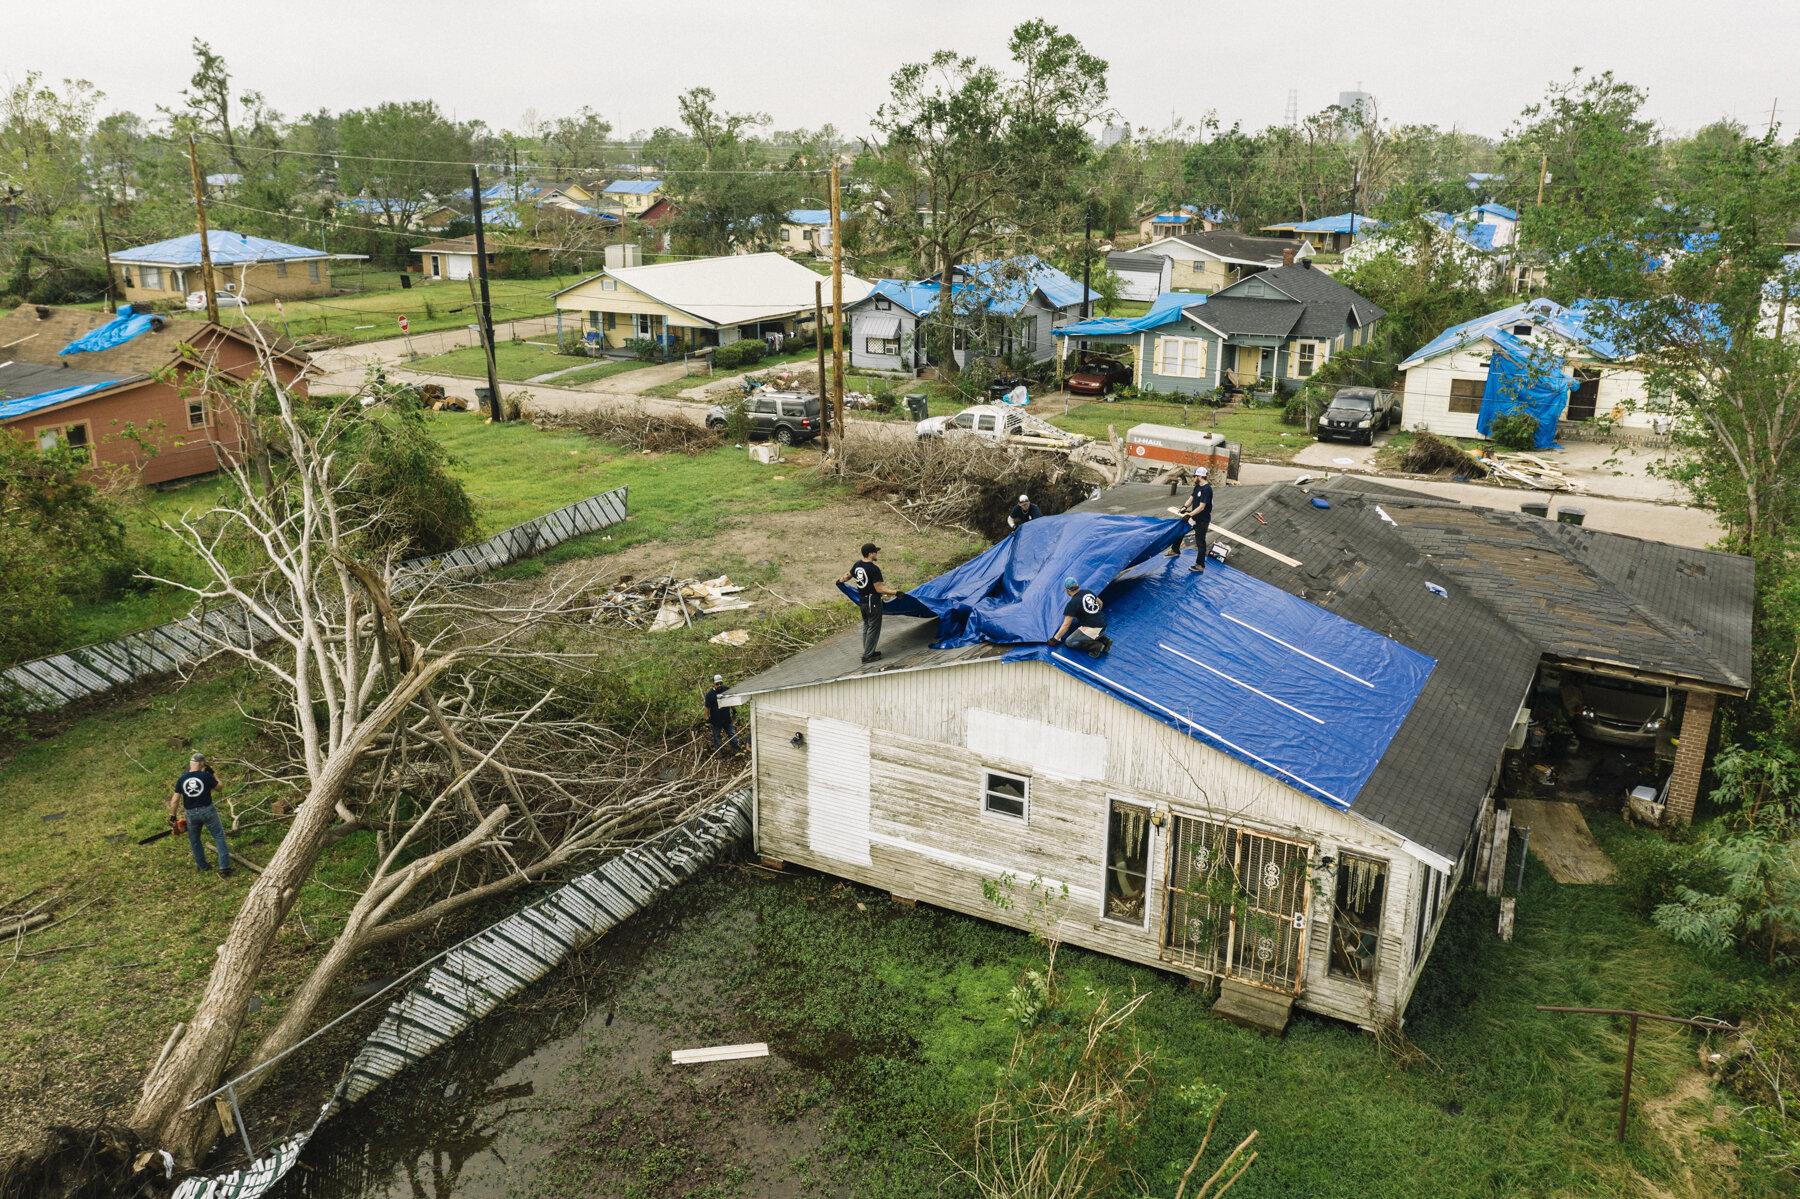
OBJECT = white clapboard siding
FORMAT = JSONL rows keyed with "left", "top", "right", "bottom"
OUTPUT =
{"left": 752, "top": 658, "right": 1448, "bottom": 1025}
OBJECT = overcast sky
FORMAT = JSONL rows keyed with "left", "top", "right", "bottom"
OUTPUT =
{"left": 8, "top": 0, "right": 1797, "bottom": 144}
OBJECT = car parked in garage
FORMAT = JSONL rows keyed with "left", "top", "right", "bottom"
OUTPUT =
{"left": 1560, "top": 670, "right": 1673, "bottom": 748}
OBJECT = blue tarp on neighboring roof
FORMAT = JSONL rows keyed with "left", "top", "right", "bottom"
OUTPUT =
{"left": 1399, "top": 297, "right": 1628, "bottom": 369}
{"left": 1265, "top": 212, "right": 1381, "bottom": 235}
{"left": 59, "top": 305, "right": 159, "bottom": 356}
{"left": 1469, "top": 203, "right": 1519, "bottom": 221}
{"left": 111, "top": 230, "right": 329, "bottom": 266}
{"left": 1052, "top": 289, "right": 1208, "bottom": 338}
{"left": 603, "top": 180, "right": 662, "bottom": 195}
{"left": 866, "top": 256, "right": 1098, "bottom": 318}
{"left": 785, "top": 209, "right": 848, "bottom": 225}
{"left": 0, "top": 380, "right": 121, "bottom": 421}
{"left": 1423, "top": 211, "right": 1500, "bottom": 251}
{"left": 840, "top": 513, "right": 1434, "bottom": 809}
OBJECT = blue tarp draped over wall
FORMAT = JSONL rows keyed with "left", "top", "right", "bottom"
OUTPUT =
{"left": 840, "top": 514, "right": 1435, "bottom": 809}
{"left": 59, "top": 305, "right": 158, "bottom": 356}
{"left": 1475, "top": 336, "right": 1573, "bottom": 450}
{"left": 0, "top": 380, "right": 121, "bottom": 421}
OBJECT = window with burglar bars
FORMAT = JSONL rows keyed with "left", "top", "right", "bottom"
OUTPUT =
{"left": 1161, "top": 814, "right": 1312, "bottom": 994}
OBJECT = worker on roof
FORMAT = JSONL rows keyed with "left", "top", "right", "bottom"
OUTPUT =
{"left": 1167, "top": 468, "right": 1214, "bottom": 574}
{"left": 1050, "top": 578, "right": 1112, "bottom": 658}
{"left": 838, "top": 543, "right": 901, "bottom": 664}
{"left": 1006, "top": 494, "right": 1042, "bottom": 533}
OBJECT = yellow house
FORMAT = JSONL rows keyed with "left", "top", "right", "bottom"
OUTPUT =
{"left": 774, "top": 209, "right": 843, "bottom": 255}
{"left": 552, "top": 252, "right": 870, "bottom": 351}
{"left": 599, "top": 179, "right": 663, "bottom": 215}
{"left": 111, "top": 230, "right": 365, "bottom": 306}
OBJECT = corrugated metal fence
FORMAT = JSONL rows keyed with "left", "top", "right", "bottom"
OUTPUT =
{"left": 0, "top": 486, "right": 629, "bottom": 712}
{"left": 172, "top": 789, "right": 751, "bottom": 1199}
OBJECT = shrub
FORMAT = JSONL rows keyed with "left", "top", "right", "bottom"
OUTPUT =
{"left": 1488, "top": 410, "right": 1539, "bottom": 451}
{"left": 1281, "top": 395, "right": 1308, "bottom": 425}
{"left": 1611, "top": 832, "right": 1717, "bottom": 918}
{"left": 624, "top": 337, "right": 664, "bottom": 362}
{"left": 712, "top": 339, "right": 768, "bottom": 370}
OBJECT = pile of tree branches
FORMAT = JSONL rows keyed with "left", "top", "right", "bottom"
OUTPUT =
{"left": 1398, "top": 431, "right": 1488, "bottom": 479}
{"left": 827, "top": 430, "right": 1100, "bottom": 540}
{"left": 534, "top": 405, "right": 722, "bottom": 456}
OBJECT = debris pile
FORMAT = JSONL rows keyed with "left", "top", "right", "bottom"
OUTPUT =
{"left": 535, "top": 406, "right": 722, "bottom": 455}
{"left": 1399, "top": 431, "right": 1489, "bottom": 479}
{"left": 829, "top": 433, "right": 1101, "bottom": 540}
{"left": 1476, "top": 450, "right": 1581, "bottom": 492}
{"left": 588, "top": 573, "right": 752, "bottom": 632}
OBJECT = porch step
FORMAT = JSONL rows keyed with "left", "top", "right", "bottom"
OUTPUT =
{"left": 1212, "top": 978, "right": 1295, "bottom": 1035}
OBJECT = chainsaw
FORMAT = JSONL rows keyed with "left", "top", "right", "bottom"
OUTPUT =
{"left": 137, "top": 814, "right": 188, "bottom": 846}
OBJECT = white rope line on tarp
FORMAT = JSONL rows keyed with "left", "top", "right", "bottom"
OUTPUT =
{"left": 169, "top": 789, "right": 751, "bottom": 1199}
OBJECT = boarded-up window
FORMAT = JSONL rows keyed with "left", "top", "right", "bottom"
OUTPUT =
{"left": 1155, "top": 336, "right": 1205, "bottom": 378}
{"left": 1329, "top": 854, "right": 1387, "bottom": 984}
{"left": 981, "top": 770, "right": 1028, "bottom": 820}
{"left": 1449, "top": 378, "right": 1485, "bottom": 414}
{"left": 1103, "top": 800, "right": 1152, "bottom": 926}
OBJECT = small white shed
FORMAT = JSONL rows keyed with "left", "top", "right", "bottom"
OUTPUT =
{"left": 1107, "top": 251, "right": 1173, "bottom": 302}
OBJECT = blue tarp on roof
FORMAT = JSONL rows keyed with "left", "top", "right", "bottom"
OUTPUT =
{"left": 1266, "top": 212, "right": 1380, "bottom": 234}
{"left": 0, "top": 380, "right": 120, "bottom": 421}
{"left": 868, "top": 256, "right": 1097, "bottom": 318}
{"left": 785, "top": 209, "right": 848, "bottom": 225}
{"left": 841, "top": 514, "right": 1434, "bottom": 809}
{"left": 1423, "top": 211, "right": 1500, "bottom": 252}
{"left": 59, "top": 305, "right": 158, "bottom": 356}
{"left": 1469, "top": 203, "right": 1519, "bottom": 221}
{"left": 603, "top": 180, "right": 662, "bottom": 195}
{"left": 112, "top": 231, "right": 328, "bottom": 266}
{"left": 1399, "top": 297, "right": 1626, "bottom": 369}
{"left": 1052, "top": 289, "right": 1207, "bottom": 338}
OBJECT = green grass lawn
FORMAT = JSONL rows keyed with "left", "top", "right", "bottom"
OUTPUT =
{"left": 407, "top": 341, "right": 654, "bottom": 385}
{"left": 702, "top": 821, "right": 1778, "bottom": 1198}
{"left": 1049, "top": 400, "right": 1310, "bottom": 460}
{"left": 163, "top": 273, "right": 588, "bottom": 344}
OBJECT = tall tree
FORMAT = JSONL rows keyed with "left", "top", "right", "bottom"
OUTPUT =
{"left": 337, "top": 102, "right": 476, "bottom": 231}
{"left": 540, "top": 107, "right": 613, "bottom": 177}
{"left": 645, "top": 88, "right": 792, "bottom": 256}
{"left": 864, "top": 20, "right": 1109, "bottom": 369}
{"left": 0, "top": 72, "right": 101, "bottom": 221}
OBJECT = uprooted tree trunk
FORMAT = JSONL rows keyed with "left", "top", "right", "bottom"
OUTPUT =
{"left": 129, "top": 329, "right": 735, "bottom": 1166}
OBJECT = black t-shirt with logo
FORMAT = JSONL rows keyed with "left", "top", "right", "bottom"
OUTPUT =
{"left": 1010, "top": 503, "right": 1041, "bottom": 525}
{"left": 1063, "top": 589, "right": 1106, "bottom": 629}
{"left": 1188, "top": 482, "right": 1214, "bottom": 526}
{"left": 175, "top": 769, "right": 217, "bottom": 810}
{"left": 848, "top": 559, "right": 883, "bottom": 600}
{"left": 704, "top": 686, "right": 732, "bottom": 727}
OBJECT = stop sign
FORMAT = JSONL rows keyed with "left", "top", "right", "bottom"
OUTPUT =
{"left": 397, "top": 315, "right": 410, "bottom": 333}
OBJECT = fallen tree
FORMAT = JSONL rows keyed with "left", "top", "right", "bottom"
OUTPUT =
{"left": 129, "top": 333, "right": 737, "bottom": 1168}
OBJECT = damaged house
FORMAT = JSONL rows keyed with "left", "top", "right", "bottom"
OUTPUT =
{"left": 726, "top": 479, "right": 1751, "bottom": 1032}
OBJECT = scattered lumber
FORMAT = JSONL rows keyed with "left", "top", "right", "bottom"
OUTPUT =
{"left": 671, "top": 1042, "right": 769, "bottom": 1065}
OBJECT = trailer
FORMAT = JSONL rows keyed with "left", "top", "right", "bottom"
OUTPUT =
{"left": 1123, "top": 423, "right": 1241, "bottom": 481}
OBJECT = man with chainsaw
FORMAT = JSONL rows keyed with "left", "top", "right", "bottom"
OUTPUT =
{"left": 168, "top": 753, "right": 231, "bottom": 878}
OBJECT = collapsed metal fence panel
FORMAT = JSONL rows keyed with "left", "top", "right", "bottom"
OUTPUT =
{"left": 0, "top": 486, "right": 629, "bottom": 712}
{"left": 172, "top": 789, "right": 750, "bottom": 1199}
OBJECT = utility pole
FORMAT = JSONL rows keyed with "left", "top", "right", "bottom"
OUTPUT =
{"left": 1081, "top": 206, "right": 1093, "bottom": 319}
{"left": 814, "top": 280, "right": 829, "bottom": 451}
{"left": 1535, "top": 152, "right": 1549, "bottom": 207}
{"left": 469, "top": 167, "right": 505, "bottom": 422}
{"left": 96, "top": 202, "right": 117, "bottom": 314}
{"left": 829, "top": 163, "right": 845, "bottom": 446}
{"left": 185, "top": 135, "right": 220, "bottom": 325}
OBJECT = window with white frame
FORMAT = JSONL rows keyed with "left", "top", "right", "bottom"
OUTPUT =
{"left": 865, "top": 337, "right": 899, "bottom": 355}
{"left": 601, "top": 278, "right": 618, "bottom": 291}
{"left": 1102, "top": 800, "right": 1153, "bottom": 925}
{"left": 1296, "top": 342, "right": 1317, "bottom": 376}
{"left": 1155, "top": 336, "right": 1205, "bottom": 378}
{"left": 141, "top": 266, "right": 163, "bottom": 290}
{"left": 187, "top": 399, "right": 207, "bottom": 429}
{"left": 981, "top": 770, "right": 1028, "bottom": 820}
{"left": 1449, "top": 378, "right": 1485, "bottom": 414}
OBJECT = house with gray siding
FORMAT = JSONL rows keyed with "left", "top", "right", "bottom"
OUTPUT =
{"left": 1055, "top": 262, "right": 1384, "bottom": 396}
{"left": 845, "top": 256, "right": 1096, "bottom": 373}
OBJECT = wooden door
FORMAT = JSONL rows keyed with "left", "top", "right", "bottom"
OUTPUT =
{"left": 1566, "top": 369, "right": 1601, "bottom": 422}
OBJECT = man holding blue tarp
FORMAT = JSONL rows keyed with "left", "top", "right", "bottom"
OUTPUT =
{"left": 1167, "top": 469, "right": 1213, "bottom": 573}
{"left": 1050, "top": 578, "right": 1111, "bottom": 657}
{"left": 838, "top": 543, "right": 900, "bottom": 663}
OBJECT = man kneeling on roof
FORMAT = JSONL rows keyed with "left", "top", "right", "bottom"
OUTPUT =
{"left": 1050, "top": 577, "right": 1112, "bottom": 658}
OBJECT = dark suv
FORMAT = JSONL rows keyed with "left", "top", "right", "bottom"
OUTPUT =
{"left": 1315, "top": 386, "right": 1397, "bottom": 445}
{"left": 705, "top": 391, "right": 822, "bottom": 444}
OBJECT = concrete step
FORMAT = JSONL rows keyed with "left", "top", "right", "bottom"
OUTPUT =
{"left": 1213, "top": 977, "right": 1295, "bottom": 1035}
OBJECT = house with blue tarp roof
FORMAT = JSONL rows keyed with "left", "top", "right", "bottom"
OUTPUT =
{"left": 843, "top": 256, "right": 1097, "bottom": 372}
{"left": 1134, "top": 203, "right": 1232, "bottom": 241}
{"left": 1053, "top": 262, "right": 1384, "bottom": 396}
{"left": 1261, "top": 211, "right": 1380, "bottom": 252}
{"left": 775, "top": 209, "right": 850, "bottom": 254}
{"left": 110, "top": 230, "right": 365, "bottom": 306}
{"left": 1397, "top": 297, "right": 1672, "bottom": 440}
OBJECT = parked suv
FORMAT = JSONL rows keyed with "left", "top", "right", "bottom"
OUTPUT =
{"left": 1560, "top": 670, "right": 1673, "bottom": 748}
{"left": 1315, "top": 387, "right": 1397, "bottom": 445}
{"left": 705, "top": 391, "right": 822, "bottom": 444}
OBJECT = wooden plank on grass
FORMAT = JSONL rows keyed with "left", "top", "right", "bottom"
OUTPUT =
{"left": 671, "top": 1043, "right": 769, "bottom": 1065}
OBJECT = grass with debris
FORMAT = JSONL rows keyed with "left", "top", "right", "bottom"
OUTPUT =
{"left": 1048, "top": 400, "right": 1310, "bottom": 461}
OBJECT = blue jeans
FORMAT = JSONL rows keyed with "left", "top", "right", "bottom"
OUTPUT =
{"left": 185, "top": 804, "right": 229, "bottom": 872}
{"left": 711, "top": 722, "right": 740, "bottom": 752}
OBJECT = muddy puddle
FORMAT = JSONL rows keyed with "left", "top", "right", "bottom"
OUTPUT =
{"left": 269, "top": 871, "right": 843, "bottom": 1199}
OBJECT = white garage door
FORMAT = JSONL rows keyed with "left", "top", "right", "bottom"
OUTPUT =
{"left": 806, "top": 717, "right": 871, "bottom": 866}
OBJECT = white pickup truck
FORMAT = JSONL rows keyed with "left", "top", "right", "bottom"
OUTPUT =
{"left": 914, "top": 404, "right": 1088, "bottom": 448}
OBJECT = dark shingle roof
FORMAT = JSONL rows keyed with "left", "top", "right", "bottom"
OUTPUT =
{"left": 0, "top": 360, "right": 140, "bottom": 406}
{"left": 1214, "top": 262, "right": 1385, "bottom": 338}
{"left": 1167, "top": 230, "right": 1298, "bottom": 265}
{"left": 1192, "top": 295, "right": 1304, "bottom": 337}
